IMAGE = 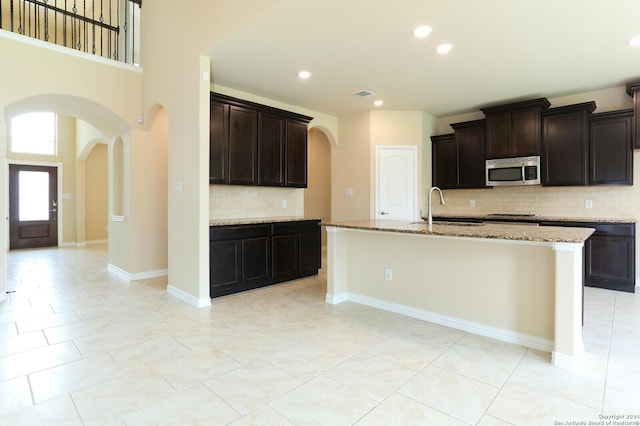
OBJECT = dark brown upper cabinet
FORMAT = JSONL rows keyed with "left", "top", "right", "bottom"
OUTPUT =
{"left": 481, "top": 98, "right": 551, "bottom": 159}
{"left": 257, "top": 112, "right": 285, "bottom": 186}
{"left": 451, "top": 120, "right": 486, "bottom": 188}
{"left": 285, "top": 119, "right": 309, "bottom": 187}
{"left": 210, "top": 93, "right": 312, "bottom": 188}
{"left": 228, "top": 105, "right": 258, "bottom": 185}
{"left": 625, "top": 81, "right": 640, "bottom": 149}
{"left": 589, "top": 109, "right": 634, "bottom": 185}
{"left": 430, "top": 133, "right": 457, "bottom": 189}
{"left": 209, "top": 100, "right": 229, "bottom": 184}
{"left": 541, "top": 102, "right": 595, "bottom": 186}
{"left": 431, "top": 121, "right": 486, "bottom": 190}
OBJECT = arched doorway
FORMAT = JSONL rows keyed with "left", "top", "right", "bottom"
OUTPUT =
{"left": 4, "top": 96, "right": 128, "bottom": 250}
{"left": 305, "top": 128, "right": 332, "bottom": 248}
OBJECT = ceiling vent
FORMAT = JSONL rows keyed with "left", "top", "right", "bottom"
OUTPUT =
{"left": 354, "top": 90, "right": 377, "bottom": 98}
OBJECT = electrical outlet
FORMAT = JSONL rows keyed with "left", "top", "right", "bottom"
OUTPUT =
{"left": 385, "top": 268, "right": 393, "bottom": 281}
{"left": 282, "top": 200, "right": 287, "bottom": 209}
{"left": 470, "top": 199, "right": 476, "bottom": 208}
{"left": 585, "top": 200, "right": 593, "bottom": 209}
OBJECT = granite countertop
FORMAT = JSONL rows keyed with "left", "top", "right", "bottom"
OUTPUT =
{"left": 209, "top": 216, "right": 322, "bottom": 227}
{"left": 323, "top": 219, "right": 595, "bottom": 244}
{"left": 431, "top": 213, "right": 637, "bottom": 224}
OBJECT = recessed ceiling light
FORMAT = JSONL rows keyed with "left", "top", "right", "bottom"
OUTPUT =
{"left": 628, "top": 35, "right": 640, "bottom": 47}
{"left": 413, "top": 25, "right": 432, "bottom": 38}
{"left": 298, "top": 70, "right": 311, "bottom": 79}
{"left": 436, "top": 43, "right": 454, "bottom": 54}
{"left": 373, "top": 100, "right": 384, "bottom": 107}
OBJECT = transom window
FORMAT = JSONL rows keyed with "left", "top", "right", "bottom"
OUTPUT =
{"left": 11, "top": 112, "right": 57, "bottom": 156}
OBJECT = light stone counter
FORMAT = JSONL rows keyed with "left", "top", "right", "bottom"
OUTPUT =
{"left": 432, "top": 213, "right": 636, "bottom": 224}
{"left": 324, "top": 219, "right": 591, "bottom": 369}
{"left": 322, "top": 219, "right": 594, "bottom": 244}
{"left": 209, "top": 216, "right": 322, "bottom": 227}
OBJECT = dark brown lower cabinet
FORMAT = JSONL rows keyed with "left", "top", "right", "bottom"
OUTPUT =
{"left": 272, "top": 220, "right": 321, "bottom": 281}
{"left": 540, "top": 221, "right": 636, "bottom": 293}
{"left": 210, "top": 220, "right": 321, "bottom": 297}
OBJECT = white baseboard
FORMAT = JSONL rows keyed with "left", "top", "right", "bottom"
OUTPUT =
{"left": 107, "top": 264, "right": 167, "bottom": 281}
{"left": 552, "top": 350, "right": 581, "bottom": 369}
{"left": 129, "top": 269, "right": 168, "bottom": 280}
{"left": 86, "top": 239, "right": 108, "bottom": 245}
{"left": 328, "top": 291, "right": 554, "bottom": 353}
{"left": 167, "top": 285, "right": 211, "bottom": 308}
{"left": 325, "top": 292, "right": 349, "bottom": 304}
{"left": 107, "top": 263, "right": 129, "bottom": 280}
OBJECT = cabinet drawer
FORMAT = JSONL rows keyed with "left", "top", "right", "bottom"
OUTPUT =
{"left": 272, "top": 220, "right": 320, "bottom": 236}
{"left": 210, "top": 225, "right": 270, "bottom": 241}
{"left": 540, "top": 221, "right": 635, "bottom": 237}
{"left": 590, "top": 223, "right": 635, "bottom": 237}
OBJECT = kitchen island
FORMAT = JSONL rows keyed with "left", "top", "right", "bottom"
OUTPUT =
{"left": 323, "top": 219, "right": 595, "bottom": 368}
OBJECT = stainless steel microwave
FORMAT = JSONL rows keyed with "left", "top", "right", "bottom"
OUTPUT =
{"left": 486, "top": 156, "right": 541, "bottom": 186}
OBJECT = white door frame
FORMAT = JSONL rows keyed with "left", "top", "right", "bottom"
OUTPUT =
{"left": 375, "top": 145, "right": 419, "bottom": 220}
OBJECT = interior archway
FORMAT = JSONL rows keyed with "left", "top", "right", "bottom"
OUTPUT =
{"left": 4, "top": 94, "right": 129, "bottom": 254}
{"left": 305, "top": 127, "right": 332, "bottom": 248}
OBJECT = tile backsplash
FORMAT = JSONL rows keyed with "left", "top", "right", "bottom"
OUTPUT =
{"left": 432, "top": 152, "right": 640, "bottom": 221}
{"left": 209, "top": 185, "right": 303, "bottom": 219}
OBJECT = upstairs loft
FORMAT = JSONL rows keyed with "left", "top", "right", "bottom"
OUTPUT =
{"left": 0, "top": 0, "right": 141, "bottom": 65}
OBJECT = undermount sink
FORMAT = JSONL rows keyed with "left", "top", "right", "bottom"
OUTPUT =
{"left": 411, "top": 220, "right": 484, "bottom": 227}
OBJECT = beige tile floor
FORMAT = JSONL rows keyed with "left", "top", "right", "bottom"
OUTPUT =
{"left": 0, "top": 244, "right": 638, "bottom": 425}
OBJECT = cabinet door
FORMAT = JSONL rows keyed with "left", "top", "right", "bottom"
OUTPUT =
{"left": 511, "top": 107, "right": 541, "bottom": 157}
{"left": 589, "top": 112, "right": 633, "bottom": 185}
{"left": 258, "top": 112, "right": 285, "bottom": 186}
{"left": 228, "top": 105, "right": 258, "bottom": 185}
{"left": 485, "top": 111, "right": 512, "bottom": 159}
{"left": 634, "top": 91, "right": 640, "bottom": 149}
{"left": 431, "top": 134, "right": 457, "bottom": 189}
{"left": 210, "top": 240, "right": 241, "bottom": 296}
{"left": 285, "top": 119, "right": 308, "bottom": 187}
{"left": 542, "top": 110, "right": 588, "bottom": 186}
{"left": 242, "top": 237, "right": 271, "bottom": 286}
{"left": 586, "top": 235, "right": 635, "bottom": 292}
{"left": 299, "top": 231, "right": 321, "bottom": 274}
{"left": 209, "top": 101, "right": 229, "bottom": 184}
{"left": 627, "top": 83, "right": 640, "bottom": 149}
{"left": 272, "top": 234, "right": 299, "bottom": 281}
{"left": 455, "top": 125, "right": 485, "bottom": 188}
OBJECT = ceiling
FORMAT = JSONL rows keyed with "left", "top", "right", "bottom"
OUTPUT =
{"left": 207, "top": 0, "right": 640, "bottom": 118}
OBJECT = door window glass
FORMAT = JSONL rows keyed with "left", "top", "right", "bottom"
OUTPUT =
{"left": 18, "top": 171, "right": 50, "bottom": 221}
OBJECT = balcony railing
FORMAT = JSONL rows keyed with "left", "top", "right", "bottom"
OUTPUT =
{"left": 1, "top": 0, "right": 141, "bottom": 65}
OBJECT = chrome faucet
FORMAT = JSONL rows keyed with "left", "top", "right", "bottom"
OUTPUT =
{"left": 427, "top": 186, "right": 446, "bottom": 231}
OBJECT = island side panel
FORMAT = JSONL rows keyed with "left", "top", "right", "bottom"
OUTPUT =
{"left": 327, "top": 228, "right": 555, "bottom": 345}
{"left": 326, "top": 227, "right": 349, "bottom": 303}
{"left": 552, "top": 243, "right": 585, "bottom": 368}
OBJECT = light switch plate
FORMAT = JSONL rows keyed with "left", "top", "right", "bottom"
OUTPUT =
{"left": 585, "top": 200, "right": 593, "bottom": 209}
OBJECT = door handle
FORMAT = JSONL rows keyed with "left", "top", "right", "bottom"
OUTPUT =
{"left": 380, "top": 211, "right": 390, "bottom": 215}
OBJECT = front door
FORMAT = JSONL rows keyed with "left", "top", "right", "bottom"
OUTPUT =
{"left": 9, "top": 164, "right": 59, "bottom": 249}
{"left": 376, "top": 146, "right": 418, "bottom": 220}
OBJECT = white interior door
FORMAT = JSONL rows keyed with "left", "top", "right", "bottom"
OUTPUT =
{"left": 376, "top": 146, "right": 417, "bottom": 220}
